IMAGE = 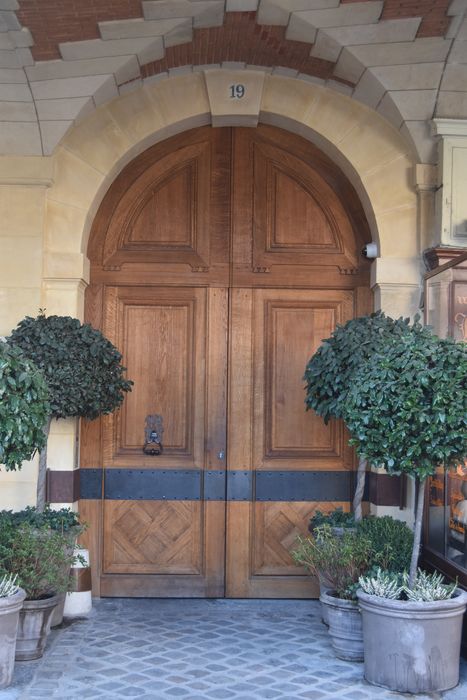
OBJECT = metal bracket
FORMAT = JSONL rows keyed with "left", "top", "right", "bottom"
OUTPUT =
{"left": 227, "top": 471, "right": 253, "bottom": 501}
{"left": 79, "top": 468, "right": 102, "bottom": 500}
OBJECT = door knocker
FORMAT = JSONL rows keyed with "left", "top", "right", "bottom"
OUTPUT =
{"left": 143, "top": 414, "right": 163, "bottom": 455}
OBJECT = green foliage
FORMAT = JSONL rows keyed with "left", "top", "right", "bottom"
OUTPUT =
{"left": 304, "top": 312, "right": 432, "bottom": 423}
{"left": 2, "top": 505, "right": 85, "bottom": 535}
{"left": 291, "top": 525, "right": 373, "bottom": 599}
{"left": 0, "top": 341, "right": 49, "bottom": 471}
{"left": 9, "top": 312, "right": 133, "bottom": 421}
{"left": 0, "top": 514, "right": 77, "bottom": 600}
{"left": 343, "top": 331, "right": 467, "bottom": 481}
{"left": 356, "top": 516, "right": 413, "bottom": 573}
{"left": 308, "top": 508, "right": 355, "bottom": 532}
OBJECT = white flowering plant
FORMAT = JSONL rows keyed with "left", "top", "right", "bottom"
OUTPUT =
{"left": 0, "top": 573, "right": 20, "bottom": 598}
{"left": 359, "top": 567, "right": 457, "bottom": 602}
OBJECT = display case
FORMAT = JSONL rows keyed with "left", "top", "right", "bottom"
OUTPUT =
{"left": 424, "top": 251, "right": 467, "bottom": 590}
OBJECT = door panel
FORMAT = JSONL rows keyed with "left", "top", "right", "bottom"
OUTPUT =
{"left": 226, "top": 288, "right": 355, "bottom": 598}
{"left": 99, "top": 285, "right": 227, "bottom": 597}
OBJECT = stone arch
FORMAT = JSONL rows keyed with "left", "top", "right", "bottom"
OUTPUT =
{"left": 43, "top": 69, "right": 420, "bottom": 319}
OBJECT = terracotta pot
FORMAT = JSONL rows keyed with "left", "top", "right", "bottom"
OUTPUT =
{"left": 0, "top": 588, "right": 26, "bottom": 687}
{"left": 15, "top": 593, "right": 60, "bottom": 661}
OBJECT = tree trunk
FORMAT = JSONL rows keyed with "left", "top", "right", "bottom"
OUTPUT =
{"left": 409, "top": 476, "right": 426, "bottom": 589}
{"left": 352, "top": 456, "right": 367, "bottom": 522}
{"left": 36, "top": 416, "right": 52, "bottom": 512}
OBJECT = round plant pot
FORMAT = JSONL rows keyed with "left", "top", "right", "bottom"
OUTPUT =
{"left": 357, "top": 588, "right": 467, "bottom": 693}
{"left": 15, "top": 593, "right": 60, "bottom": 661}
{"left": 317, "top": 572, "right": 332, "bottom": 626}
{"left": 50, "top": 593, "right": 66, "bottom": 628}
{"left": 0, "top": 588, "right": 26, "bottom": 688}
{"left": 320, "top": 589, "right": 363, "bottom": 661}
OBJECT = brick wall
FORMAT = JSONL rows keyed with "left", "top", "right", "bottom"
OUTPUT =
{"left": 141, "top": 12, "right": 346, "bottom": 84}
{"left": 17, "top": 1, "right": 452, "bottom": 64}
{"left": 17, "top": 0, "right": 143, "bottom": 61}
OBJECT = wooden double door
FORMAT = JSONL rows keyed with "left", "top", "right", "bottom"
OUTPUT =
{"left": 82, "top": 126, "right": 371, "bottom": 598}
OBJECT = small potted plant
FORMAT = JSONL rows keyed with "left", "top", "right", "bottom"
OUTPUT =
{"left": 292, "top": 525, "right": 372, "bottom": 661}
{"left": 9, "top": 506, "right": 86, "bottom": 627}
{"left": 0, "top": 513, "right": 77, "bottom": 660}
{"left": 0, "top": 574, "right": 26, "bottom": 688}
{"left": 344, "top": 322, "right": 467, "bottom": 693}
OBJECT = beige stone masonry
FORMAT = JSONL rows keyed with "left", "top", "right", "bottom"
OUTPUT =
{"left": 26, "top": 55, "right": 140, "bottom": 85}
{"left": 349, "top": 37, "right": 451, "bottom": 67}
{"left": 205, "top": 69, "right": 266, "bottom": 126}
{"left": 286, "top": 2, "right": 384, "bottom": 43}
{"left": 35, "top": 96, "right": 94, "bottom": 122}
{"left": 143, "top": 0, "right": 224, "bottom": 28}
{"left": 40, "top": 121, "right": 74, "bottom": 156}
{"left": 370, "top": 63, "right": 444, "bottom": 91}
{"left": 30, "top": 75, "right": 116, "bottom": 101}
{"left": 0, "top": 121, "right": 41, "bottom": 154}
{"left": 312, "top": 19, "right": 421, "bottom": 62}
{"left": 59, "top": 37, "right": 165, "bottom": 65}
{"left": 99, "top": 18, "right": 186, "bottom": 41}
{"left": 258, "top": 1, "right": 340, "bottom": 27}
{"left": 226, "top": 0, "right": 259, "bottom": 11}
{"left": 162, "top": 18, "right": 193, "bottom": 47}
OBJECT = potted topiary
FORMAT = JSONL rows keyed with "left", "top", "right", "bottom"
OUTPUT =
{"left": 0, "top": 574, "right": 26, "bottom": 688}
{"left": 9, "top": 312, "right": 133, "bottom": 511}
{"left": 0, "top": 512, "right": 77, "bottom": 660}
{"left": 304, "top": 312, "right": 433, "bottom": 520}
{"left": 343, "top": 322, "right": 467, "bottom": 693}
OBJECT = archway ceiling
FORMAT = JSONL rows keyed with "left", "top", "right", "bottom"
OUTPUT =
{"left": 1, "top": 0, "right": 465, "bottom": 162}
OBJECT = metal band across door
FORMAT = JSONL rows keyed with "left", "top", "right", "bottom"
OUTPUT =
{"left": 80, "top": 468, "right": 360, "bottom": 501}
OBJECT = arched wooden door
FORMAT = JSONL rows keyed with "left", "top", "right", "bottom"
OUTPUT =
{"left": 81, "top": 125, "right": 371, "bottom": 598}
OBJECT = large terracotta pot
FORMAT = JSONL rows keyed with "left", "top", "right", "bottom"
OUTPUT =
{"left": 0, "top": 588, "right": 26, "bottom": 687}
{"left": 15, "top": 593, "right": 60, "bottom": 661}
{"left": 357, "top": 588, "right": 467, "bottom": 693}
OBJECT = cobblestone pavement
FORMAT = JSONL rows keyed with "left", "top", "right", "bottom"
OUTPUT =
{"left": 1, "top": 598, "right": 466, "bottom": 700}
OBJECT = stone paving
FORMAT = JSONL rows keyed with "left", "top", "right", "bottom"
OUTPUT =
{"left": 1, "top": 599, "right": 467, "bottom": 700}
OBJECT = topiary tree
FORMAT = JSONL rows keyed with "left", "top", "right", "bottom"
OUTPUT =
{"left": 304, "top": 312, "right": 433, "bottom": 520}
{"left": 343, "top": 327, "right": 467, "bottom": 588}
{"left": 0, "top": 341, "right": 49, "bottom": 471}
{"left": 9, "top": 312, "right": 133, "bottom": 510}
